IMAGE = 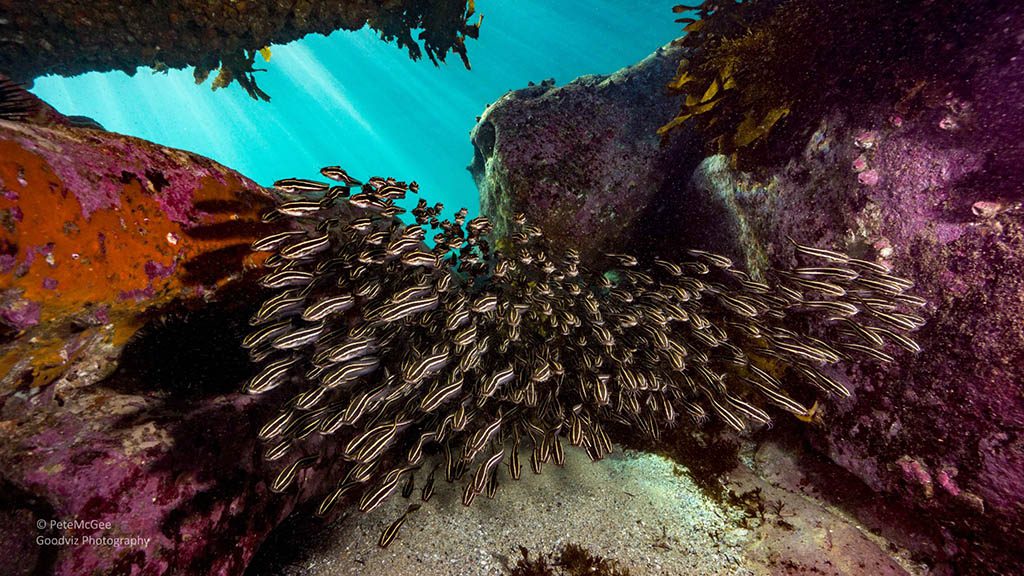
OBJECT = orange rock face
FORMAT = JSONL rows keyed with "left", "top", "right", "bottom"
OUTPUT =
{"left": 0, "top": 119, "right": 274, "bottom": 391}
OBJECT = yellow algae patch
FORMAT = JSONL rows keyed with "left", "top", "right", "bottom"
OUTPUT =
{"left": 41, "top": 462, "right": 64, "bottom": 475}
{"left": 794, "top": 401, "right": 822, "bottom": 424}
{"left": 734, "top": 106, "right": 790, "bottom": 149}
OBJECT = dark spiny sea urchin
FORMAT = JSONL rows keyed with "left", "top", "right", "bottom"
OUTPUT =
{"left": 243, "top": 167, "right": 925, "bottom": 546}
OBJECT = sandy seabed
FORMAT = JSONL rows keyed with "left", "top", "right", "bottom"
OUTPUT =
{"left": 254, "top": 447, "right": 756, "bottom": 575}
{"left": 249, "top": 440, "right": 925, "bottom": 576}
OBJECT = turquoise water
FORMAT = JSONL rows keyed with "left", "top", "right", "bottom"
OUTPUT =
{"left": 29, "top": 1, "right": 681, "bottom": 218}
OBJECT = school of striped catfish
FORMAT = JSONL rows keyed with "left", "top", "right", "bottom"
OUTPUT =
{"left": 244, "top": 166, "right": 924, "bottom": 547}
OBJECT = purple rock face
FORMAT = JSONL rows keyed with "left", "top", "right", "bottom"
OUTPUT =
{"left": 469, "top": 42, "right": 704, "bottom": 266}
{"left": 0, "top": 297, "right": 41, "bottom": 329}
{"left": 700, "top": 10, "right": 1024, "bottom": 571}
{"left": 472, "top": 6, "right": 1024, "bottom": 573}
{"left": 0, "top": 109, "right": 328, "bottom": 574}
{"left": 700, "top": 92, "right": 1024, "bottom": 573}
{"left": 0, "top": 299, "right": 348, "bottom": 576}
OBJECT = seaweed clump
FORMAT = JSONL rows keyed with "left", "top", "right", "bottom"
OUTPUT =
{"left": 622, "top": 425, "right": 740, "bottom": 502}
{"left": 188, "top": 0, "right": 484, "bottom": 101}
{"left": 508, "top": 543, "right": 632, "bottom": 576}
{"left": 373, "top": 0, "right": 484, "bottom": 70}
{"left": 659, "top": 0, "right": 1001, "bottom": 169}
{"left": 193, "top": 49, "right": 274, "bottom": 102}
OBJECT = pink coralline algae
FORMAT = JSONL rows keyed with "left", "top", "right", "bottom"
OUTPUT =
{"left": 144, "top": 259, "right": 176, "bottom": 280}
{"left": 898, "top": 457, "right": 935, "bottom": 499}
{"left": 118, "top": 286, "right": 157, "bottom": 301}
{"left": 0, "top": 297, "right": 41, "bottom": 329}
{"left": 857, "top": 168, "right": 880, "bottom": 186}
{"left": 0, "top": 356, "right": 339, "bottom": 576}
{"left": 854, "top": 129, "right": 880, "bottom": 149}
{"left": 469, "top": 42, "right": 702, "bottom": 264}
{"left": 936, "top": 468, "right": 961, "bottom": 497}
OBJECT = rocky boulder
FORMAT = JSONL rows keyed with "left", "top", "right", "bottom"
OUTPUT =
{"left": 470, "top": 7, "right": 1024, "bottom": 573}
{"left": 1, "top": 108, "right": 272, "bottom": 394}
{"left": 469, "top": 42, "right": 703, "bottom": 265}
{"left": 0, "top": 109, "right": 339, "bottom": 575}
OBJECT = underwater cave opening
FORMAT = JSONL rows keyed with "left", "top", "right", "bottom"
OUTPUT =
{"left": 27, "top": 1, "right": 683, "bottom": 228}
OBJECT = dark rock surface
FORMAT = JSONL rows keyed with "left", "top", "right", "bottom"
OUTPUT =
{"left": 0, "top": 1, "right": 477, "bottom": 100}
{"left": 0, "top": 297, "right": 346, "bottom": 576}
{"left": 471, "top": 7, "right": 1024, "bottom": 573}
{"left": 469, "top": 42, "right": 703, "bottom": 265}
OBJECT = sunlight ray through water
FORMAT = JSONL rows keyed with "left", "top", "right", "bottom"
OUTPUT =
{"left": 30, "top": 1, "right": 681, "bottom": 217}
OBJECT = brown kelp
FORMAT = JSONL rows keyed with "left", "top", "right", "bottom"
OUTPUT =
{"left": 660, "top": 0, "right": 1000, "bottom": 168}
{"left": 244, "top": 168, "right": 923, "bottom": 546}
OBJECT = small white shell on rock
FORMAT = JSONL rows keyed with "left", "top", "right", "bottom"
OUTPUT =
{"left": 971, "top": 200, "right": 1019, "bottom": 219}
